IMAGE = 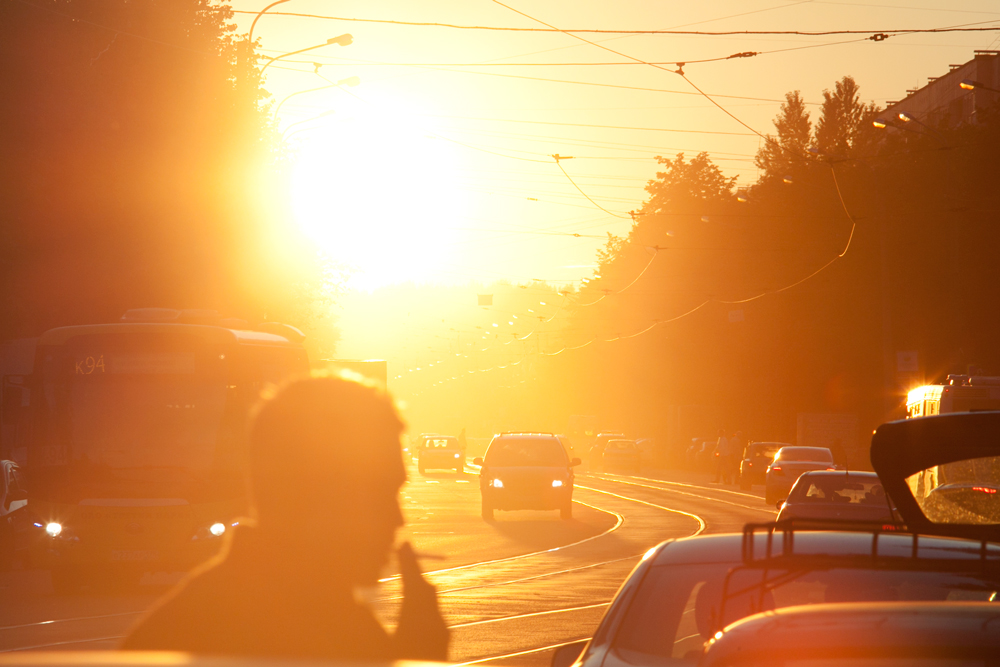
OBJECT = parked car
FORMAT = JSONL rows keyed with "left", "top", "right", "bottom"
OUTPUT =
{"left": 417, "top": 435, "right": 464, "bottom": 473}
{"left": 634, "top": 438, "right": 655, "bottom": 468}
{"left": 776, "top": 470, "right": 895, "bottom": 522}
{"left": 587, "top": 432, "right": 625, "bottom": 469}
{"left": 474, "top": 432, "right": 581, "bottom": 521}
{"left": 554, "top": 412, "right": 1000, "bottom": 667}
{"left": 765, "top": 446, "right": 836, "bottom": 505}
{"left": 0, "top": 459, "right": 28, "bottom": 570}
{"left": 738, "top": 441, "right": 786, "bottom": 490}
{"left": 686, "top": 438, "right": 714, "bottom": 472}
{"left": 701, "top": 602, "right": 1000, "bottom": 666}
{"left": 552, "top": 524, "right": 1000, "bottom": 667}
{"left": 599, "top": 439, "right": 641, "bottom": 473}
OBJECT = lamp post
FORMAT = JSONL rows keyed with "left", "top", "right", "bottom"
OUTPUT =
{"left": 259, "top": 34, "right": 353, "bottom": 77}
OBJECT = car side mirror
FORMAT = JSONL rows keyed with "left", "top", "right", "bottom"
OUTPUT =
{"left": 473, "top": 457, "right": 484, "bottom": 466}
{"left": 551, "top": 640, "right": 588, "bottom": 667}
{"left": 7, "top": 488, "right": 27, "bottom": 506}
{"left": 570, "top": 457, "right": 581, "bottom": 467}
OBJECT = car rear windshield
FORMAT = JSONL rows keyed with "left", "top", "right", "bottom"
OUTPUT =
{"left": 906, "top": 454, "right": 1000, "bottom": 526}
{"left": 485, "top": 438, "right": 568, "bottom": 466}
{"left": 607, "top": 440, "right": 636, "bottom": 450}
{"left": 789, "top": 475, "right": 887, "bottom": 505}
{"left": 777, "top": 447, "right": 834, "bottom": 462}
{"left": 612, "top": 562, "right": 1000, "bottom": 666}
{"left": 749, "top": 444, "right": 781, "bottom": 458}
{"left": 426, "top": 438, "right": 458, "bottom": 448}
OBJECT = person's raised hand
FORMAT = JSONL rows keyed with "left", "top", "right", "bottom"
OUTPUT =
{"left": 394, "top": 541, "right": 449, "bottom": 660}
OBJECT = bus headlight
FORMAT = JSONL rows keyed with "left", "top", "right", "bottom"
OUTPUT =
{"left": 192, "top": 521, "right": 230, "bottom": 541}
{"left": 45, "top": 522, "right": 63, "bottom": 537}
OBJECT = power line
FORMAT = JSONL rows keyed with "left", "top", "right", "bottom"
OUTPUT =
{"left": 260, "top": 51, "right": 817, "bottom": 105}
{"left": 231, "top": 9, "right": 1000, "bottom": 37}
{"left": 551, "top": 155, "right": 633, "bottom": 219}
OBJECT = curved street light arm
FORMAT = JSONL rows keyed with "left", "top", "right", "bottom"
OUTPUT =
{"left": 249, "top": 0, "right": 291, "bottom": 45}
{"left": 259, "top": 35, "right": 353, "bottom": 77}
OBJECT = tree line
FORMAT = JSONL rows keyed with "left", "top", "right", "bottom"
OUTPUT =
{"left": 535, "top": 75, "right": 1000, "bottom": 463}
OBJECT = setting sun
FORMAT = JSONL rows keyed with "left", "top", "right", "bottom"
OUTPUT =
{"left": 290, "top": 108, "right": 468, "bottom": 290}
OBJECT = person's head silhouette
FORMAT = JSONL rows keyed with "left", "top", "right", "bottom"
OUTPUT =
{"left": 247, "top": 373, "right": 406, "bottom": 585}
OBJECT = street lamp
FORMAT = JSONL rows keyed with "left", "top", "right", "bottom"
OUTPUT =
{"left": 259, "top": 34, "right": 353, "bottom": 77}
{"left": 273, "top": 76, "right": 360, "bottom": 117}
{"left": 896, "top": 111, "right": 948, "bottom": 144}
{"left": 960, "top": 79, "right": 1000, "bottom": 94}
{"left": 875, "top": 112, "right": 948, "bottom": 145}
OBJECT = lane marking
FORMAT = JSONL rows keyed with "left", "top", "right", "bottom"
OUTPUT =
{"left": 0, "top": 611, "right": 142, "bottom": 633}
{"left": 584, "top": 474, "right": 777, "bottom": 515}
{"left": 448, "top": 602, "right": 609, "bottom": 629}
{"left": 454, "top": 637, "right": 592, "bottom": 666}
{"left": 379, "top": 499, "right": 624, "bottom": 583}
{"left": 376, "top": 554, "right": 638, "bottom": 602}
{"left": 625, "top": 473, "right": 764, "bottom": 501}
{"left": 575, "top": 484, "right": 707, "bottom": 536}
{"left": 1, "top": 635, "right": 126, "bottom": 652}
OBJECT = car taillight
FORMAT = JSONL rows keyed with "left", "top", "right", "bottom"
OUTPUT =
{"left": 972, "top": 486, "right": 998, "bottom": 494}
{"left": 771, "top": 466, "right": 781, "bottom": 472}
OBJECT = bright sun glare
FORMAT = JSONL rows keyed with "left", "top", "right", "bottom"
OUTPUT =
{"left": 291, "top": 111, "right": 467, "bottom": 290}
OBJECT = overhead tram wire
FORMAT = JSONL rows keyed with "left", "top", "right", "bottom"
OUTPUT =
{"left": 550, "top": 155, "right": 632, "bottom": 220}
{"left": 488, "top": 0, "right": 864, "bottom": 306}
{"left": 229, "top": 9, "right": 1000, "bottom": 37}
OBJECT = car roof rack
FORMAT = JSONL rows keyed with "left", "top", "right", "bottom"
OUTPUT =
{"left": 705, "top": 519, "right": 1000, "bottom": 637}
{"left": 741, "top": 520, "right": 1000, "bottom": 570}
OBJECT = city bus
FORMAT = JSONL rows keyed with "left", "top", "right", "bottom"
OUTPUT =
{"left": 907, "top": 375, "right": 1000, "bottom": 419}
{"left": 26, "top": 310, "right": 309, "bottom": 592}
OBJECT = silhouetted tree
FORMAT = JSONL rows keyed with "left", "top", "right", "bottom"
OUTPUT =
{"left": 0, "top": 0, "right": 324, "bottom": 339}
{"left": 813, "top": 76, "right": 881, "bottom": 157}
{"left": 756, "top": 91, "right": 812, "bottom": 183}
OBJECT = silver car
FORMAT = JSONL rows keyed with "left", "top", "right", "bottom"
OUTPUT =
{"left": 776, "top": 470, "right": 895, "bottom": 523}
{"left": 765, "top": 446, "right": 836, "bottom": 505}
{"left": 474, "top": 433, "right": 580, "bottom": 521}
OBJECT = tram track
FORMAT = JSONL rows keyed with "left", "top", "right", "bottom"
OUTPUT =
{"left": 1, "top": 470, "right": 738, "bottom": 657}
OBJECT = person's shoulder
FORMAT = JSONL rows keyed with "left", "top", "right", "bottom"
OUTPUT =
{"left": 121, "top": 554, "right": 234, "bottom": 650}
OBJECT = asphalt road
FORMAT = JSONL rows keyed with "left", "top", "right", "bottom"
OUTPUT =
{"left": 0, "top": 463, "right": 775, "bottom": 665}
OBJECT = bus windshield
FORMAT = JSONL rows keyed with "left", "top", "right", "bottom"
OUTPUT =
{"left": 33, "top": 333, "right": 242, "bottom": 503}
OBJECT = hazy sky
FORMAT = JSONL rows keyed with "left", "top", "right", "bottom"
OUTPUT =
{"left": 231, "top": 1, "right": 1000, "bottom": 293}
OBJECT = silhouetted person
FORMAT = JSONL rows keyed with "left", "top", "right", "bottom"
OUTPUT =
{"left": 713, "top": 429, "right": 731, "bottom": 484}
{"left": 121, "top": 374, "right": 448, "bottom": 661}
